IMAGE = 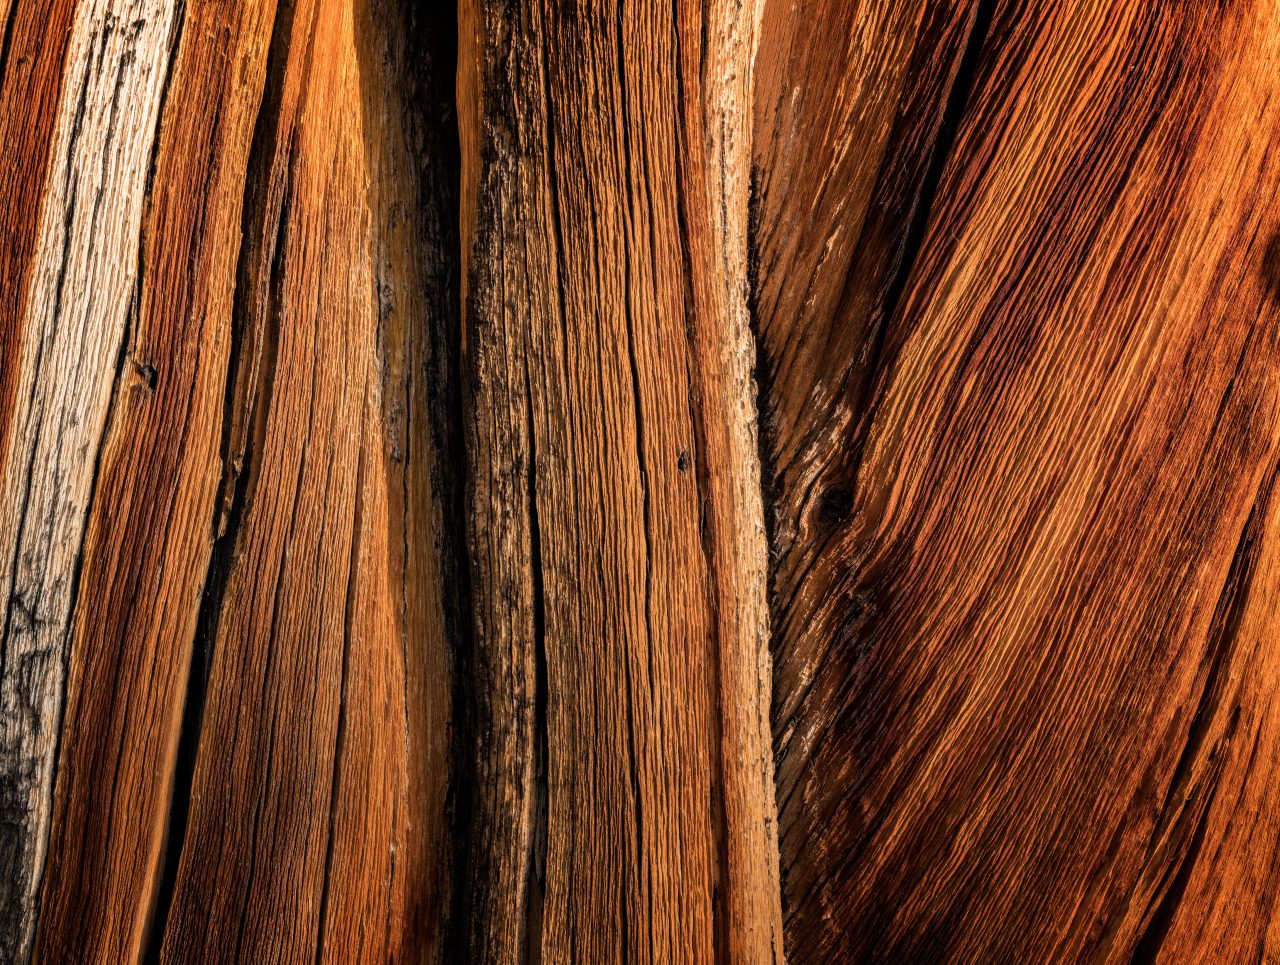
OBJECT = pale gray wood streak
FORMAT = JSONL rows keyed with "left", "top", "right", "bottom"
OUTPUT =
{"left": 0, "top": 0, "right": 178, "bottom": 957}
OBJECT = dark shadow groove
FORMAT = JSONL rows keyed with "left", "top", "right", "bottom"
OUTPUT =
{"left": 387, "top": 0, "right": 470, "bottom": 959}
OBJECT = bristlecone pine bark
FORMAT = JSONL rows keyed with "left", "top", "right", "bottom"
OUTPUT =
{"left": 2, "top": 0, "right": 1279, "bottom": 961}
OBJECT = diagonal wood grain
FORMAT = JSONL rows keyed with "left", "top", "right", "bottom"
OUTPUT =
{"left": 757, "top": 0, "right": 1280, "bottom": 960}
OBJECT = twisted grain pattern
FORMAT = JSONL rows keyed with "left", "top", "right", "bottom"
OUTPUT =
{"left": 757, "top": 0, "right": 1280, "bottom": 960}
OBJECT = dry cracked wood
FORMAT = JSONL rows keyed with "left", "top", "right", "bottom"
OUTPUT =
{"left": 6, "top": 0, "right": 1280, "bottom": 961}
{"left": 454, "top": 0, "right": 781, "bottom": 960}
{"left": 2, "top": 0, "right": 457, "bottom": 959}
{"left": 0, "top": 0, "right": 181, "bottom": 955}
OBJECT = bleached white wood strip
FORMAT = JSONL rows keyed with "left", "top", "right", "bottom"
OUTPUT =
{"left": 0, "top": 0, "right": 178, "bottom": 955}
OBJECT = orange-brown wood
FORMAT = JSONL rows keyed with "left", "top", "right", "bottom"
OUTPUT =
{"left": 22, "top": 0, "right": 458, "bottom": 960}
{"left": 454, "top": 1, "right": 781, "bottom": 960}
{"left": 756, "top": 0, "right": 1280, "bottom": 960}
{"left": 6, "top": 0, "right": 1280, "bottom": 961}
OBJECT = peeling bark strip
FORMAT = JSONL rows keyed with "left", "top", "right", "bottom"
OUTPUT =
{"left": 757, "top": 0, "right": 1280, "bottom": 960}
{"left": 454, "top": 0, "right": 782, "bottom": 961}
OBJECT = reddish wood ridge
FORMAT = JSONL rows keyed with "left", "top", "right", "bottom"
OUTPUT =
{"left": 2, "top": 0, "right": 1280, "bottom": 961}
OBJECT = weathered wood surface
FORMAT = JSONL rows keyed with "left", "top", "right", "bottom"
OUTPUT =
{"left": 756, "top": 0, "right": 1280, "bottom": 960}
{"left": 454, "top": 0, "right": 781, "bottom": 960}
{"left": 5, "top": 0, "right": 1280, "bottom": 961}
{"left": 1, "top": 0, "right": 457, "bottom": 959}
{"left": 0, "top": 0, "right": 181, "bottom": 955}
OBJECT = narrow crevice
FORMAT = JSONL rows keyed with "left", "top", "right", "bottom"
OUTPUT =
{"left": 613, "top": 12, "right": 655, "bottom": 951}
{"left": 746, "top": 158, "right": 790, "bottom": 965}
{"left": 747, "top": 163, "right": 785, "bottom": 737}
{"left": 747, "top": 165, "right": 777, "bottom": 575}
{"left": 521, "top": 368, "right": 550, "bottom": 965}
{"left": 420, "top": 0, "right": 476, "bottom": 954}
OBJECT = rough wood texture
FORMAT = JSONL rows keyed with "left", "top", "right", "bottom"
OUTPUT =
{"left": 4, "top": 0, "right": 458, "bottom": 959}
{"left": 7, "top": 0, "right": 1280, "bottom": 960}
{"left": 454, "top": 0, "right": 781, "bottom": 960}
{"left": 753, "top": 0, "right": 981, "bottom": 957}
{"left": 757, "top": 0, "right": 1280, "bottom": 960}
{"left": 149, "top": 0, "right": 456, "bottom": 958}
{"left": 0, "top": 0, "right": 180, "bottom": 956}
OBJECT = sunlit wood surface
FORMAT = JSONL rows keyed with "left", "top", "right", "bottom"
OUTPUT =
{"left": 3, "top": 0, "right": 1280, "bottom": 961}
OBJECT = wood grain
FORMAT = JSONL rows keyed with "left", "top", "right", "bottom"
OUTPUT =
{"left": 149, "top": 0, "right": 457, "bottom": 958}
{"left": 0, "top": 0, "right": 180, "bottom": 955}
{"left": 6, "top": 0, "right": 1280, "bottom": 960}
{"left": 10, "top": 0, "right": 458, "bottom": 960}
{"left": 757, "top": 0, "right": 1280, "bottom": 960}
{"left": 455, "top": 0, "right": 781, "bottom": 960}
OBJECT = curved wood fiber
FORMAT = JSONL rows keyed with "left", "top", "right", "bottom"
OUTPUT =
{"left": 2, "top": 0, "right": 1280, "bottom": 961}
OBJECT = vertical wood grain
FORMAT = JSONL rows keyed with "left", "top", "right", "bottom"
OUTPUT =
{"left": 150, "top": 0, "right": 457, "bottom": 958}
{"left": 455, "top": 0, "right": 782, "bottom": 960}
{"left": 0, "top": 0, "right": 179, "bottom": 955}
{"left": 27, "top": 0, "right": 458, "bottom": 961}
{"left": 31, "top": 0, "right": 281, "bottom": 953}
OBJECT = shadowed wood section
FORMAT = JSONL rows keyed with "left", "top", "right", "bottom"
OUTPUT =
{"left": 757, "top": 0, "right": 1280, "bottom": 960}
{"left": 354, "top": 1, "right": 461, "bottom": 959}
{"left": 454, "top": 0, "right": 781, "bottom": 960}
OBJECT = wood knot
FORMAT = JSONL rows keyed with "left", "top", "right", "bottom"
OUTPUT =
{"left": 815, "top": 483, "right": 856, "bottom": 529}
{"left": 131, "top": 359, "right": 158, "bottom": 392}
